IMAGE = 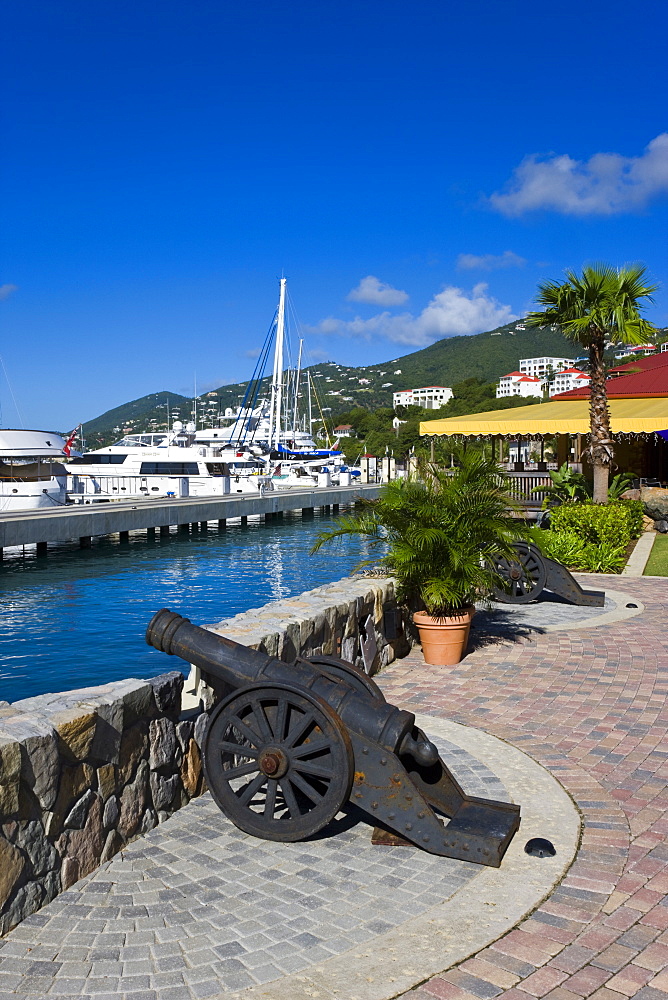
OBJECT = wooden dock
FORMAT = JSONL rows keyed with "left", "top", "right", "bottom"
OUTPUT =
{"left": 0, "top": 484, "right": 381, "bottom": 556}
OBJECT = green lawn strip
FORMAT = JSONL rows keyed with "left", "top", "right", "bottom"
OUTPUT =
{"left": 644, "top": 534, "right": 668, "bottom": 576}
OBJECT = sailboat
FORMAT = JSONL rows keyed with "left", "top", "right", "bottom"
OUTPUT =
{"left": 261, "top": 278, "right": 346, "bottom": 484}
{"left": 196, "top": 278, "right": 346, "bottom": 488}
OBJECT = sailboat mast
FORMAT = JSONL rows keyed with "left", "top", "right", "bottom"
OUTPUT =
{"left": 291, "top": 338, "right": 303, "bottom": 444}
{"left": 268, "top": 278, "right": 287, "bottom": 452}
{"left": 306, "top": 371, "right": 313, "bottom": 437}
{"left": 307, "top": 371, "right": 313, "bottom": 437}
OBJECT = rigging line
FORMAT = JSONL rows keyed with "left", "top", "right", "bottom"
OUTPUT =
{"left": 244, "top": 322, "right": 276, "bottom": 447}
{"left": 308, "top": 372, "right": 334, "bottom": 446}
{"left": 285, "top": 288, "right": 308, "bottom": 344}
{"left": 285, "top": 292, "right": 333, "bottom": 441}
{"left": 230, "top": 312, "right": 277, "bottom": 446}
{"left": 238, "top": 334, "right": 274, "bottom": 447}
{"left": 0, "top": 356, "right": 25, "bottom": 428}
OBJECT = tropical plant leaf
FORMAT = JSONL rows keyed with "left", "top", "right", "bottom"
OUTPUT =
{"left": 311, "top": 451, "right": 528, "bottom": 615}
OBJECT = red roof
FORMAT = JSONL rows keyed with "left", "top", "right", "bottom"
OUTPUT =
{"left": 501, "top": 371, "right": 524, "bottom": 377}
{"left": 554, "top": 350, "right": 668, "bottom": 399}
{"left": 609, "top": 352, "right": 668, "bottom": 374}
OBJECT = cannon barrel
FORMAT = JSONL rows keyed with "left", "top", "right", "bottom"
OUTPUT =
{"left": 146, "top": 608, "right": 417, "bottom": 755}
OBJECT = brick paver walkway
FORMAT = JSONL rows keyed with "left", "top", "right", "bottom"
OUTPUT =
{"left": 377, "top": 575, "right": 668, "bottom": 1000}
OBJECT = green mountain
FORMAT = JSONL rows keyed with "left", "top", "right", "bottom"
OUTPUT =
{"left": 82, "top": 391, "right": 191, "bottom": 446}
{"left": 81, "top": 320, "right": 668, "bottom": 446}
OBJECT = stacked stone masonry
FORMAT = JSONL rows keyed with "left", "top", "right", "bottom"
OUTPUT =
{"left": 204, "top": 575, "right": 407, "bottom": 673}
{"left": 0, "top": 576, "right": 403, "bottom": 936}
{"left": 0, "top": 671, "right": 205, "bottom": 936}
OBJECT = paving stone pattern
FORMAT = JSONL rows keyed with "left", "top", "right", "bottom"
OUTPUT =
{"left": 0, "top": 737, "right": 505, "bottom": 999}
{"left": 472, "top": 592, "right": 617, "bottom": 638}
{"left": 2, "top": 574, "right": 667, "bottom": 1000}
{"left": 382, "top": 575, "right": 668, "bottom": 1000}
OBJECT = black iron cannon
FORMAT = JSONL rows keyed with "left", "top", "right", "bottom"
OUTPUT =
{"left": 489, "top": 541, "right": 605, "bottom": 606}
{"left": 146, "top": 608, "right": 520, "bottom": 867}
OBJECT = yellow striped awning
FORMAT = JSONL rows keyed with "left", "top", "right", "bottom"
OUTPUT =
{"left": 420, "top": 398, "right": 668, "bottom": 437}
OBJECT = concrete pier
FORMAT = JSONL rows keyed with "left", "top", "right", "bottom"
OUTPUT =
{"left": 0, "top": 484, "right": 380, "bottom": 552}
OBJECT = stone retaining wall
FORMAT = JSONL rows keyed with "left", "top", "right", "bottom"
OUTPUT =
{"left": 0, "top": 576, "right": 404, "bottom": 935}
{"left": 201, "top": 575, "right": 407, "bottom": 688}
{"left": 0, "top": 671, "right": 206, "bottom": 935}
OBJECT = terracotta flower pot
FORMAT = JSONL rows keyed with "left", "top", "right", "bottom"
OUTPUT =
{"left": 413, "top": 607, "right": 475, "bottom": 666}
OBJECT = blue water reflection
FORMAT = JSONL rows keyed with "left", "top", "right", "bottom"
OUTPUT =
{"left": 0, "top": 510, "right": 372, "bottom": 703}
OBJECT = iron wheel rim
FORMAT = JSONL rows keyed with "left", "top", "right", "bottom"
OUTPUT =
{"left": 491, "top": 542, "right": 547, "bottom": 604}
{"left": 203, "top": 684, "right": 353, "bottom": 842}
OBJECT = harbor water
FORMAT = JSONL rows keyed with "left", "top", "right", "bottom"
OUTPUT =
{"left": 0, "top": 509, "right": 373, "bottom": 704}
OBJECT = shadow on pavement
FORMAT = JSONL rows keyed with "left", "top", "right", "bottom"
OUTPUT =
{"left": 468, "top": 607, "right": 546, "bottom": 649}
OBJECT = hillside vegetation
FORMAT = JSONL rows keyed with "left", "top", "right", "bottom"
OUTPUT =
{"left": 81, "top": 319, "right": 576, "bottom": 445}
{"left": 334, "top": 378, "right": 540, "bottom": 462}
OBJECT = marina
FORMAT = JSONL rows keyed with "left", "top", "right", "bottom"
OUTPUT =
{"left": 0, "top": 504, "right": 377, "bottom": 704}
{"left": 0, "top": 482, "right": 380, "bottom": 553}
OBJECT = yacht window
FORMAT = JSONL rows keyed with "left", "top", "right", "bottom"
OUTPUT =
{"left": 139, "top": 462, "right": 200, "bottom": 475}
{"left": 69, "top": 454, "right": 127, "bottom": 465}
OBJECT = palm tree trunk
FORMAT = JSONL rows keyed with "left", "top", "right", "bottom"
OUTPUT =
{"left": 588, "top": 331, "right": 613, "bottom": 504}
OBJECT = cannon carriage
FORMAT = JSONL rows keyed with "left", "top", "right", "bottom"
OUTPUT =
{"left": 488, "top": 541, "right": 606, "bottom": 606}
{"left": 146, "top": 609, "right": 521, "bottom": 867}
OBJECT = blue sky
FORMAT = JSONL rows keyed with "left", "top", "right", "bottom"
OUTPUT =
{"left": 2, "top": 0, "right": 667, "bottom": 430}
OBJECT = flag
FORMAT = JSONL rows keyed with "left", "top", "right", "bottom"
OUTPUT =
{"left": 62, "top": 425, "right": 80, "bottom": 457}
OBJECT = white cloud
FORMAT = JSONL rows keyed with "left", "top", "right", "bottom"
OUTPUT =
{"left": 457, "top": 250, "right": 526, "bottom": 271}
{"left": 489, "top": 133, "right": 668, "bottom": 216}
{"left": 243, "top": 348, "right": 261, "bottom": 358}
{"left": 0, "top": 284, "right": 18, "bottom": 301}
{"left": 313, "top": 283, "right": 517, "bottom": 347}
{"left": 305, "top": 348, "right": 331, "bottom": 363}
{"left": 346, "top": 275, "right": 409, "bottom": 306}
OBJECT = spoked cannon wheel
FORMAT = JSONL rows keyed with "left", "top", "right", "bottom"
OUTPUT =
{"left": 490, "top": 541, "right": 547, "bottom": 604}
{"left": 202, "top": 684, "right": 353, "bottom": 841}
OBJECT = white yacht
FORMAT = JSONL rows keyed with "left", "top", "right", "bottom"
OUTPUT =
{"left": 65, "top": 421, "right": 273, "bottom": 502}
{"left": 0, "top": 428, "right": 69, "bottom": 512}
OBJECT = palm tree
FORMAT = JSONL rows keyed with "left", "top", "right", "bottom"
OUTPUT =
{"left": 526, "top": 264, "right": 658, "bottom": 503}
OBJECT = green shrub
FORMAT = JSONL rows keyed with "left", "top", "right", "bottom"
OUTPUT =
{"left": 532, "top": 502, "right": 634, "bottom": 573}
{"left": 531, "top": 528, "right": 585, "bottom": 566}
{"left": 611, "top": 498, "right": 644, "bottom": 539}
{"left": 549, "top": 502, "right": 631, "bottom": 550}
{"left": 577, "top": 542, "right": 627, "bottom": 573}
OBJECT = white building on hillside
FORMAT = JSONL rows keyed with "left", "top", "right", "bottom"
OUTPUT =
{"left": 520, "top": 356, "right": 575, "bottom": 378}
{"left": 496, "top": 372, "right": 543, "bottom": 399}
{"left": 549, "top": 368, "right": 591, "bottom": 397}
{"left": 615, "top": 344, "right": 657, "bottom": 360}
{"left": 393, "top": 386, "right": 453, "bottom": 409}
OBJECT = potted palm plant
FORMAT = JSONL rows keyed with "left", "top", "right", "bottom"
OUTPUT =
{"left": 311, "top": 451, "right": 526, "bottom": 665}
